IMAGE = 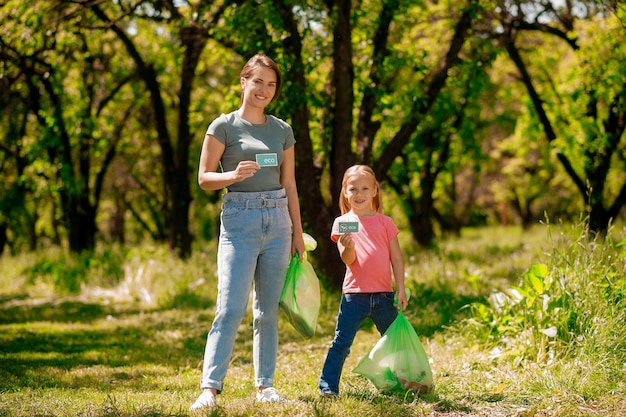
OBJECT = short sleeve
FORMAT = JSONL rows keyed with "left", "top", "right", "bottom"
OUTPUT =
{"left": 206, "top": 114, "right": 228, "bottom": 145}
{"left": 383, "top": 215, "right": 400, "bottom": 240}
{"left": 330, "top": 218, "right": 340, "bottom": 242}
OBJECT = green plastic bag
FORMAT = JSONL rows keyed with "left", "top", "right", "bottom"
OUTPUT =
{"left": 353, "top": 312, "right": 433, "bottom": 393}
{"left": 279, "top": 235, "right": 320, "bottom": 337}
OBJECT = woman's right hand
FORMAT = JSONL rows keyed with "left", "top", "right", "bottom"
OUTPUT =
{"left": 232, "top": 160, "right": 260, "bottom": 183}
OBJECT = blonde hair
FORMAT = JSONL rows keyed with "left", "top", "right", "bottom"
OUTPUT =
{"left": 339, "top": 165, "right": 383, "bottom": 215}
{"left": 239, "top": 54, "right": 282, "bottom": 105}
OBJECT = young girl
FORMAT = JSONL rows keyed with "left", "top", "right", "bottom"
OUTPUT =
{"left": 318, "top": 165, "right": 408, "bottom": 397}
{"left": 190, "top": 54, "right": 305, "bottom": 410}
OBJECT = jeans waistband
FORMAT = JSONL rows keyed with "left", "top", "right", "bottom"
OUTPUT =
{"left": 222, "top": 189, "right": 288, "bottom": 208}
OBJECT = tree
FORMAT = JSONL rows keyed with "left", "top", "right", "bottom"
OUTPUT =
{"left": 276, "top": 0, "right": 480, "bottom": 284}
{"left": 81, "top": 1, "right": 198, "bottom": 258}
{"left": 63, "top": 0, "right": 252, "bottom": 258}
{"left": 3, "top": 0, "right": 484, "bottom": 286}
{"left": 170, "top": 0, "right": 482, "bottom": 284}
{"left": 384, "top": 27, "right": 496, "bottom": 243}
{"left": 0, "top": 1, "right": 134, "bottom": 253}
{"left": 494, "top": 1, "right": 626, "bottom": 235}
{"left": 7, "top": 0, "right": 623, "bottom": 291}
{"left": 0, "top": 68, "right": 34, "bottom": 254}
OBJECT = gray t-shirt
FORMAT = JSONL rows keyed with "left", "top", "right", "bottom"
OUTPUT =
{"left": 206, "top": 111, "right": 296, "bottom": 192}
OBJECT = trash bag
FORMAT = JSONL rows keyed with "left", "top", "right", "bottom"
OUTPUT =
{"left": 353, "top": 312, "right": 433, "bottom": 393}
{"left": 303, "top": 232, "right": 317, "bottom": 251}
{"left": 279, "top": 236, "right": 320, "bottom": 338}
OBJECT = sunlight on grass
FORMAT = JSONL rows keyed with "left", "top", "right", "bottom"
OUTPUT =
{"left": 1, "top": 222, "right": 625, "bottom": 416}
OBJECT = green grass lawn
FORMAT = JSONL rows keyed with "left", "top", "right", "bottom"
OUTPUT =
{"left": 1, "top": 223, "right": 625, "bottom": 416}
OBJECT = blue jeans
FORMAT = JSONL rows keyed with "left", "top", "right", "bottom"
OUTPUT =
{"left": 319, "top": 292, "right": 398, "bottom": 395}
{"left": 200, "top": 189, "right": 292, "bottom": 393}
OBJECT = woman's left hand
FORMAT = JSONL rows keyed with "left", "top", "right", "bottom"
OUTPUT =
{"left": 292, "top": 233, "right": 306, "bottom": 260}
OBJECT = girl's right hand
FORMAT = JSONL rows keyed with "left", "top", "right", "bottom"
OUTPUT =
{"left": 337, "top": 233, "right": 356, "bottom": 265}
{"left": 338, "top": 233, "right": 355, "bottom": 249}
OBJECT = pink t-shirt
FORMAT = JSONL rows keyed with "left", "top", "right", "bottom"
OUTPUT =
{"left": 331, "top": 212, "right": 400, "bottom": 294}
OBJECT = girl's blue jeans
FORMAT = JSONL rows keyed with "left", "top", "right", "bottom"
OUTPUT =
{"left": 319, "top": 292, "right": 398, "bottom": 395}
{"left": 200, "top": 189, "right": 292, "bottom": 393}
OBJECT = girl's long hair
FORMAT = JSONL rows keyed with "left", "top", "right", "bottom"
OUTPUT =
{"left": 239, "top": 54, "right": 282, "bottom": 105}
{"left": 339, "top": 165, "right": 383, "bottom": 215}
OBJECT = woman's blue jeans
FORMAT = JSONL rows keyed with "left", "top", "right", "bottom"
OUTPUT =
{"left": 200, "top": 189, "right": 292, "bottom": 393}
{"left": 319, "top": 292, "right": 398, "bottom": 395}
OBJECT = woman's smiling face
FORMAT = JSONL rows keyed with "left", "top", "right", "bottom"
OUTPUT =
{"left": 241, "top": 66, "right": 277, "bottom": 109}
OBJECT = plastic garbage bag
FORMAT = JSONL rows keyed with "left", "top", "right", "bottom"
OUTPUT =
{"left": 303, "top": 232, "right": 317, "bottom": 251}
{"left": 280, "top": 234, "right": 320, "bottom": 337}
{"left": 353, "top": 312, "right": 433, "bottom": 393}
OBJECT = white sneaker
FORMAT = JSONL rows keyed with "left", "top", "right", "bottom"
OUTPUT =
{"left": 189, "top": 390, "right": 217, "bottom": 411}
{"left": 256, "top": 387, "right": 288, "bottom": 403}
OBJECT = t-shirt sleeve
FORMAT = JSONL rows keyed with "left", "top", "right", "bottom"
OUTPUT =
{"left": 330, "top": 218, "right": 340, "bottom": 242}
{"left": 384, "top": 215, "right": 400, "bottom": 241}
{"left": 206, "top": 114, "right": 228, "bottom": 145}
{"left": 285, "top": 124, "right": 296, "bottom": 150}
{"left": 269, "top": 115, "right": 295, "bottom": 150}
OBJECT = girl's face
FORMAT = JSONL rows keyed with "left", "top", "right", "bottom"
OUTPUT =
{"left": 241, "top": 66, "right": 277, "bottom": 109}
{"left": 344, "top": 175, "right": 377, "bottom": 214}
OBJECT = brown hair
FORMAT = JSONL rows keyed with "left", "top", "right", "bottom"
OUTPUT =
{"left": 239, "top": 54, "right": 282, "bottom": 105}
{"left": 339, "top": 165, "right": 383, "bottom": 215}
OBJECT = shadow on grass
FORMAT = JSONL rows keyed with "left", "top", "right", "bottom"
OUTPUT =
{"left": 0, "top": 266, "right": 482, "bottom": 400}
{"left": 0, "top": 298, "right": 211, "bottom": 393}
{"left": 352, "top": 280, "right": 483, "bottom": 338}
{"left": 324, "top": 387, "right": 475, "bottom": 417}
{"left": 405, "top": 281, "right": 482, "bottom": 337}
{"left": 0, "top": 295, "right": 109, "bottom": 324}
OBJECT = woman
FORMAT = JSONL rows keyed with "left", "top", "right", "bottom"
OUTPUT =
{"left": 190, "top": 54, "right": 305, "bottom": 410}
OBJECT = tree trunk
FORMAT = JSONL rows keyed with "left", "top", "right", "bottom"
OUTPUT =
{"left": 330, "top": 0, "right": 357, "bottom": 205}
{"left": 90, "top": 3, "right": 196, "bottom": 259}
{"left": 0, "top": 223, "right": 6, "bottom": 256}
{"left": 277, "top": 0, "right": 346, "bottom": 287}
{"left": 67, "top": 195, "right": 97, "bottom": 252}
{"left": 111, "top": 192, "right": 125, "bottom": 244}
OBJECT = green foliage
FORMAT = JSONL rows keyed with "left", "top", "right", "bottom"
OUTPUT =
{"left": 462, "top": 221, "right": 626, "bottom": 369}
{"left": 24, "top": 247, "right": 125, "bottom": 293}
{"left": 1, "top": 224, "right": 626, "bottom": 415}
{"left": 2, "top": 0, "right": 625, "bottom": 276}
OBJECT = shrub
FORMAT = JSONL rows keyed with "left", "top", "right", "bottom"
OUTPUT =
{"left": 461, "top": 221, "right": 626, "bottom": 369}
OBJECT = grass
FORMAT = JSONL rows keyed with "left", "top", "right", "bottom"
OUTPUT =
{"left": 0, "top": 222, "right": 625, "bottom": 416}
